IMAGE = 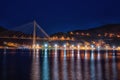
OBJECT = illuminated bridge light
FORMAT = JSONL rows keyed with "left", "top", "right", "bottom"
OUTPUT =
{"left": 32, "top": 44, "right": 35, "bottom": 48}
{"left": 54, "top": 44, "right": 58, "bottom": 47}
{"left": 64, "top": 44, "right": 66, "bottom": 48}
{"left": 91, "top": 45, "right": 94, "bottom": 48}
{"left": 36, "top": 44, "right": 39, "bottom": 48}
{"left": 117, "top": 46, "right": 120, "bottom": 50}
{"left": 105, "top": 46, "right": 108, "bottom": 49}
{"left": 71, "top": 44, "right": 74, "bottom": 47}
{"left": 44, "top": 44, "right": 48, "bottom": 47}
{"left": 77, "top": 45, "right": 80, "bottom": 49}
{"left": 97, "top": 46, "right": 100, "bottom": 50}
{"left": 112, "top": 46, "right": 115, "bottom": 49}
{"left": 71, "top": 45, "right": 74, "bottom": 50}
{"left": 85, "top": 45, "right": 88, "bottom": 50}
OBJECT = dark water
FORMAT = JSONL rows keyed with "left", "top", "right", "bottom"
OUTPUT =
{"left": 0, "top": 49, "right": 120, "bottom": 80}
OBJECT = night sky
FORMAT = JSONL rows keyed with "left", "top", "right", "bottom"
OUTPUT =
{"left": 0, "top": 0, "right": 120, "bottom": 34}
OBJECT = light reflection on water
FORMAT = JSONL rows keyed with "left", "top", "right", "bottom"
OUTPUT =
{"left": 62, "top": 50, "right": 68, "bottom": 80}
{"left": 84, "top": 51, "right": 90, "bottom": 80}
{"left": 85, "top": 50, "right": 88, "bottom": 59}
{"left": 31, "top": 49, "right": 40, "bottom": 80}
{"left": 97, "top": 50, "right": 101, "bottom": 60}
{"left": 76, "top": 53, "right": 82, "bottom": 80}
{"left": 70, "top": 50, "right": 75, "bottom": 80}
{"left": 42, "top": 49, "right": 49, "bottom": 80}
{"left": 90, "top": 51, "right": 95, "bottom": 80}
{"left": 91, "top": 50, "right": 94, "bottom": 60}
{"left": 105, "top": 51, "right": 110, "bottom": 80}
{"left": 2, "top": 53, "right": 7, "bottom": 80}
{"left": 64, "top": 49, "right": 66, "bottom": 57}
{"left": 53, "top": 50, "right": 59, "bottom": 80}
{"left": 106, "top": 50, "right": 108, "bottom": 58}
{"left": 77, "top": 50, "right": 80, "bottom": 59}
{"left": 0, "top": 49, "right": 120, "bottom": 80}
{"left": 97, "top": 51, "right": 102, "bottom": 80}
{"left": 112, "top": 56, "right": 117, "bottom": 80}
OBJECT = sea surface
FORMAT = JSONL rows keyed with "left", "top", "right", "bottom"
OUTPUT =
{"left": 0, "top": 49, "right": 120, "bottom": 80}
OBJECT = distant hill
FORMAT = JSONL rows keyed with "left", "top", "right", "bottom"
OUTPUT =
{"left": 51, "top": 24, "right": 120, "bottom": 36}
{"left": 0, "top": 26, "right": 8, "bottom": 32}
{"left": 0, "top": 24, "right": 120, "bottom": 46}
{"left": 68, "top": 24, "right": 120, "bottom": 34}
{"left": 0, "top": 26, "right": 32, "bottom": 38}
{"left": 87, "top": 24, "right": 120, "bottom": 33}
{"left": 50, "top": 24, "right": 120, "bottom": 45}
{"left": 0, "top": 24, "right": 120, "bottom": 37}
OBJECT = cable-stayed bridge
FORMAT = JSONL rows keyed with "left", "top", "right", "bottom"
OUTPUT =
{"left": 0, "top": 21, "right": 118, "bottom": 52}
{"left": 0, "top": 21, "right": 50, "bottom": 39}
{"left": 0, "top": 21, "right": 52, "bottom": 48}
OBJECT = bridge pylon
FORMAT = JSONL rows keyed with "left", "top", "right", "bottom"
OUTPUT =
{"left": 33, "top": 20, "right": 36, "bottom": 51}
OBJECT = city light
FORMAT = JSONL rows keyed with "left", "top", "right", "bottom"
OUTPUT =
{"left": 71, "top": 44, "right": 74, "bottom": 47}
{"left": 112, "top": 45, "right": 115, "bottom": 49}
{"left": 36, "top": 44, "right": 39, "bottom": 48}
{"left": 77, "top": 45, "right": 80, "bottom": 49}
{"left": 91, "top": 45, "right": 94, "bottom": 48}
{"left": 63, "top": 44, "right": 66, "bottom": 48}
{"left": 97, "top": 46, "right": 100, "bottom": 50}
{"left": 44, "top": 44, "right": 48, "bottom": 47}
{"left": 54, "top": 44, "right": 58, "bottom": 47}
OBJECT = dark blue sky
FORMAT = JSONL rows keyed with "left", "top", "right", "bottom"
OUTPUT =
{"left": 0, "top": 0, "right": 120, "bottom": 34}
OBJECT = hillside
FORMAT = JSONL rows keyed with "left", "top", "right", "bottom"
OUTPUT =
{"left": 87, "top": 24, "right": 120, "bottom": 33}
{"left": 51, "top": 24, "right": 120, "bottom": 36}
{"left": 0, "top": 24, "right": 120, "bottom": 46}
{"left": 0, "top": 26, "right": 32, "bottom": 38}
{"left": 50, "top": 24, "right": 120, "bottom": 45}
{"left": 0, "top": 26, "right": 8, "bottom": 32}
